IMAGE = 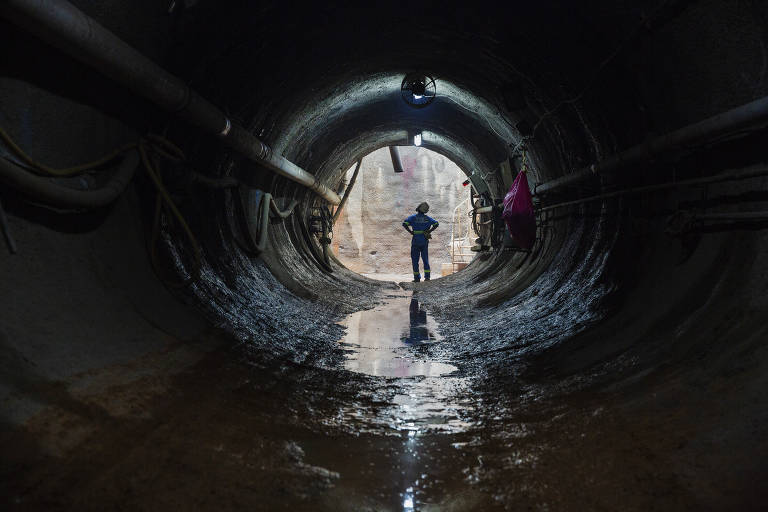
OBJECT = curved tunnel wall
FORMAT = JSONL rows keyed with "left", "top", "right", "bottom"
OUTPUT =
{"left": 1, "top": 0, "right": 768, "bottom": 508}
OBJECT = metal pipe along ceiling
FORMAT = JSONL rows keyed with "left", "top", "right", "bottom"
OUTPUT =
{"left": 535, "top": 94, "right": 768, "bottom": 195}
{"left": 0, "top": 0, "right": 341, "bottom": 205}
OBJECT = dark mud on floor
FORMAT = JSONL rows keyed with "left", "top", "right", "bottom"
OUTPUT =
{"left": 2, "top": 317, "right": 766, "bottom": 511}
{"left": 0, "top": 342, "right": 484, "bottom": 511}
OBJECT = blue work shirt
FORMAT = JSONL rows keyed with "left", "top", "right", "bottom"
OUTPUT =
{"left": 403, "top": 213, "right": 439, "bottom": 245}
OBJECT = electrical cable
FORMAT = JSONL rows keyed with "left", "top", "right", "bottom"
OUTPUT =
{"left": 332, "top": 158, "right": 362, "bottom": 224}
{"left": 139, "top": 139, "right": 202, "bottom": 288}
{"left": 0, "top": 125, "right": 136, "bottom": 177}
{"left": 0, "top": 150, "right": 139, "bottom": 209}
{"left": 0, "top": 196, "right": 17, "bottom": 254}
{"left": 0, "top": 124, "right": 204, "bottom": 287}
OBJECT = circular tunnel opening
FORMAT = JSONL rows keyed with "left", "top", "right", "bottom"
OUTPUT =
{"left": 332, "top": 146, "right": 476, "bottom": 281}
{"left": 2, "top": 1, "right": 768, "bottom": 510}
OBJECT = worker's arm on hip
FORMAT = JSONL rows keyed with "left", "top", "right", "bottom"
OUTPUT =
{"left": 428, "top": 217, "right": 439, "bottom": 232}
{"left": 402, "top": 220, "right": 414, "bottom": 235}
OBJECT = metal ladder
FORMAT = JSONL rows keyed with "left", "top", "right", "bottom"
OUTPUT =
{"left": 448, "top": 194, "right": 474, "bottom": 273}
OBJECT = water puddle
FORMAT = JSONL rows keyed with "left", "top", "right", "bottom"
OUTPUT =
{"left": 338, "top": 291, "right": 456, "bottom": 377}
{"left": 316, "top": 291, "right": 480, "bottom": 510}
{"left": 336, "top": 291, "right": 472, "bottom": 434}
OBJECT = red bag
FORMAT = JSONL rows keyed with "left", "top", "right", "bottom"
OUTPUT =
{"left": 501, "top": 171, "right": 536, "bottom": 249}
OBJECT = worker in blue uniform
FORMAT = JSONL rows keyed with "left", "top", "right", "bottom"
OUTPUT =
{"left": 402, "top": 202, "right": 439, "bottom": 282}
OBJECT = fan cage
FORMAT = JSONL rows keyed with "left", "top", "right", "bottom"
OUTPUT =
{"left": 401, "top": 74, "right": 436, "bottom": 108}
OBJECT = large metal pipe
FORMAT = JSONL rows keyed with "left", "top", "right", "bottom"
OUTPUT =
{"left": 389, "top": 146, "right": 404, "bottom": 173}
{"left": 332, "top": 158, "right": 362, "bottom": 224}
{"left": 538, "top": 162, "right": 768, "bottom": 213}
{"left": 0, "top": 0, "right": 341, "bottom": 205}
{"left": 536, "top": 95, "right": 768, "bottom": 195}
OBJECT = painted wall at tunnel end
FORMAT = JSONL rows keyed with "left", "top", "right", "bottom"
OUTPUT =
{"left": 331, "top": 147, "right": 473, "bottom": 276}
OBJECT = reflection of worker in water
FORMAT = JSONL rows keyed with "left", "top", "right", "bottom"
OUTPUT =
{"left": 402, "top": 297, "right": 429, "bottom": 344}
{"left": 402, "top": 202, "right": 439, "bottom": 282}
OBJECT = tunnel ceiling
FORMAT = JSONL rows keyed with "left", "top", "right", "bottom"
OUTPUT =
{"left": 165, "top": 0, "right": 766, "bottom": 205}
{"left": 170, "top": 0, "right": 661, "bottom": 193}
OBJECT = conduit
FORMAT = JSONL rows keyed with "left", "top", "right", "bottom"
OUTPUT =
{"left": 332, "top": 159, "right": 362, "bottom": 224}
{"left": 535, "top": 94, "right": 768, "bottom": 195}
{"left": 389, "top": 146, "right": 404, "bottom": 173}
{"left": 0, "top": 0, "right": 341, "bottom": 205}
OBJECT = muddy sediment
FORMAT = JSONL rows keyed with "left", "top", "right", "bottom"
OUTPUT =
{"left": 3, "top": 269, "right": 766, "bottom": 510}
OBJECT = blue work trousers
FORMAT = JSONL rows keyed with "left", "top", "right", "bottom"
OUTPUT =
{"left": 411, "top": 242, "right": 430, "bottom": 279}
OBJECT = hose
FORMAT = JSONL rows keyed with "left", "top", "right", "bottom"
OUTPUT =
{"left": 0, "top": 150, "right": 139, "bottom": 208}
{"left": 0, "top": 125, "right": 300, "bottom": 284}
{"left": 191, "top": 173, "right": 239, "bottom": 188}
{"left": 269, "top": 196, "right": 299, "bottom": 219}
{"left": 0, "top": 125, "right": 203, "bottom": 287}
{"left": 332, "top": 158, "right": 362, "bottom": 224}
{"left": 298, "top": 209, "right": 333, "bottom": 273}
{"left": 139, "top": 140, "right": 203, "bottom": 288}
{"left": 254, "top": 191, "right": 271, "bottom": 253}
{"left": 231, "top": 189, "right": 299, "bottom": 255}
{"left": 0, "top": 197, "right": 17, "bottom": 253}
{"left": 255, "top": 194, "right": 300, "bottom": 250}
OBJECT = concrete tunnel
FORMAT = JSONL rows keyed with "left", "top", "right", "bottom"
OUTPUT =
{"left": 1, "top": 0, "right": 767, "bottom": 510}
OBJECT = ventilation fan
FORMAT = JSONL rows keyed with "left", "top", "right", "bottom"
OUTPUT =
{"left": 401, "top": 73, "right": 436, "bottom": 108}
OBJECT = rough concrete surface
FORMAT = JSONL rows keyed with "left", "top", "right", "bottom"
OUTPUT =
{"left": 2, "top": 0, "right": 768, "bottom": 510}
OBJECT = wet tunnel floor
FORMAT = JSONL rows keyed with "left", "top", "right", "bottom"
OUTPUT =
{"left": 336, "top": 289, "right": 472, "bottom": 435}
{"left": 322, "top": 289, "right": 482, "bottom": 509}
{"left": 2, "top": 290, "right": 767, "bottom": 510}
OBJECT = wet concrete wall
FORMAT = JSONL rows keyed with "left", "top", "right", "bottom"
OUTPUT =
{"left": 1, "top": 0, "right": 768, "bottom": 509}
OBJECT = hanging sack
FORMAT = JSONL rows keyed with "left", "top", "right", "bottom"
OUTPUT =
{"left": 501, "top": 170, "right": 536, "bottom": 249}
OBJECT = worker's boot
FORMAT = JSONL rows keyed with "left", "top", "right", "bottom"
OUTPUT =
{"left": 413, "top": 274, "right": 421, "bottom": 282}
